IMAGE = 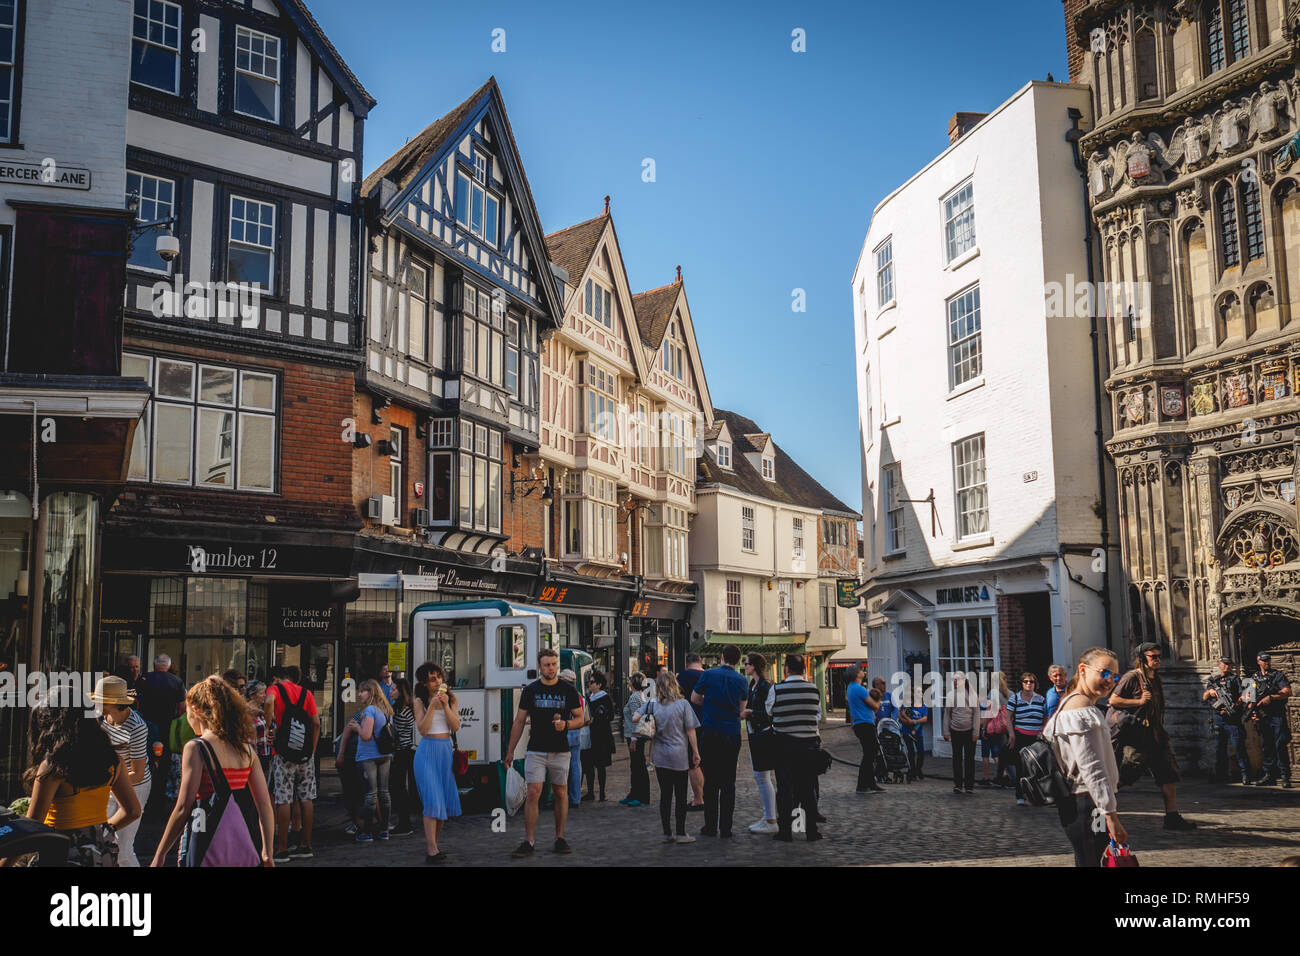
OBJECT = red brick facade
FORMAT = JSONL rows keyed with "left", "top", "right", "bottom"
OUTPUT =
{"left": 1064, "top": 0, "right": 1088, "bottom": 82}
{"left": 996, "top": 593, "right": 1029, "bottom": 685}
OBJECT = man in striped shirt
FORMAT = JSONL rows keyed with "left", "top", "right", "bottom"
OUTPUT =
{"left": 92, "top": 675, "right": 152, "bottom": 867}
{"left": 766, "top": 654, "right": 823, "bottom": 842}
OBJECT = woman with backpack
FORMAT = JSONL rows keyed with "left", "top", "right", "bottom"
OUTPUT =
{"left": 389, "top": 678, "right": 418, "bottom": 836}
{"left": 582, "top": 671, "right": 616, "bottom": 802}
{"left": 151, "top": 675, "right": 275, "bottom": 867}
{"left": 1041, "top": 646, "right": 1128, "bottom": 867}
{"left": 413, "top": 662, "right": 461, "bottom": 863}
{"left": 354, "top": 679, "right": 394, "bottom": 843}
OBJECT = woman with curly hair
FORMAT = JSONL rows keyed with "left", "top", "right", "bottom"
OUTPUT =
{"left": 9, "top": 694, "right": 141, "bottom": 866}
{"left": 413, "top": 662, "right": 461, "bottom": 863}
{"left": 151, "top": 675, "right": 275, "bottom": 867}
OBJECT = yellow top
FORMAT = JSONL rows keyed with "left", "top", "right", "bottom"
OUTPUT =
{"left": 43, "top": 775, "right": 114, "bottom": 831}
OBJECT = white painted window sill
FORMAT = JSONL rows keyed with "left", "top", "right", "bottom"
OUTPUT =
{"left": 877, "top": 322, "right": 897, "bottom": 340}
{"left": 876, "top": 299, "right": 897, "bottom": 320}
{"left": 946, "top": 245, "right": 980, "bottom": 271}
{"left": 881, "top": 416, "right": 902, "bottom": 431}
{"left": 952, "top": 534, "right": 994, "bottom": 552}
{"left": 882, "top": 549, "right": 907, "bottom": 561}
{"left": 947, "top": 376, "right": 986, "bottom": 401}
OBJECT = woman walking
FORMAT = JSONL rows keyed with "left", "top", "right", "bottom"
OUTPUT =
{"left": 354, "top": 679, "right": 394, "bottom": 842}
{"left": 413, "top": 662, "right": 461, "bottom": 863}
{"left": 980, "top": 671, "right": 1014, "bottom": 787}
{"left": 637, "top": 670, "right": 700, "bottom": 844}
{"left": 8, "top": 698, "right": 141, "bottom": 867}
{"left": 1008, "top": 671, "right": 1047, "bottom": 805}
{"left": 740, "top": 653, "right": 778, "bottom": 833}
{"left": 621, "top": 672, "right": 651, "bottom": 806}
{"left": 151, "top": 675, "right": 275, "bottom": 867}
{"left": 583, "top": 671, "right": 616, "bottom": 801}
{"left": 943, "top": 674, "right": 981, "bottom": 793}
{"left": 1041, "top": 646, "right": 1127, "bottom": 867}
{"left": 92, "top": 675, "right": 152, "bottom": 866}
{"left": 389, "top": 678, "right": 417, "bottom": 836}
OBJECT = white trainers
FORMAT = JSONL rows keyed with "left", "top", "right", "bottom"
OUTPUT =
{"left": 1016, "top": 797, "right": 1028, "bottom": 806}
{"left": 674, "top": 834, "right": 696, "bottom": 844}
{"left": 748, "top": 820, "right": 778, "bottom": 834}
{"left": 662, "top": 834, "right": 676, "bottom": 843}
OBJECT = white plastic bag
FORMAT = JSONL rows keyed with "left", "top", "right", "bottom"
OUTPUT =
{"left": 505, "top": 766, "right": 526, "bottom": 817}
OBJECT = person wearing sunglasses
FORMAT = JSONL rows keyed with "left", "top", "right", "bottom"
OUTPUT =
{"left": 1042, "top": 647, "right": 1127, "bottom": 867}
{"left": 1106, "top": 642, "right": 1197, "bottom": 830}
{"left": 1007, "top": 672, "right": 1047, "bottom": 805}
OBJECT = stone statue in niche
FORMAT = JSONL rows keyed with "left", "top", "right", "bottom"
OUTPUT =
{"left": 1216, "top": 100, "right": 1250, "bottom": 154}
{"left": 1089, "top": 151, "right": 1116, "bottom": 198}
{"left": 1249, "top": 80, "right": 1292, "bottom": 140}
{"left": 1169, "top": 116, "right": 1212, "bottom": 170}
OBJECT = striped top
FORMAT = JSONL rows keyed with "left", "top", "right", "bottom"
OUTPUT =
{"left": 392, "top": 706, "right": 417, "bottom": 751}
{"left": 766, "top": 678, "right": 821, "bottom": 740}
{"left": 1007, "top": 692, "right": 1047, "bottom": 736}
{"left": 100, "top": 709, "right": 150, "bottom": 784}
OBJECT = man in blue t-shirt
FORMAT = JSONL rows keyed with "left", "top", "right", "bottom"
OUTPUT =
{"left": 846, "top": 667, "right": 883, "bottom": 793}
{"left": 1044, "top": 664, "right": 1068, "bottom": 718}
{"left": 676, "top": 653, "right": 707, "bottom": 810}
{"left": 689, "top": 645, "right": 748, "bottom": 837}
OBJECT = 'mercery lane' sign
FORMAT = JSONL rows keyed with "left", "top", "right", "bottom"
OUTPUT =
{"left": 0, "top": 160, "right": 92, "bottom": 190}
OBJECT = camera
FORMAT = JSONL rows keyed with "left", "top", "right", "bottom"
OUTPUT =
{"left": 155, "top": 233, "right": 180, "bottom": 263}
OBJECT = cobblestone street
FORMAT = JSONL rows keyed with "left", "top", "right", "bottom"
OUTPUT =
{"left": 279, "top": 723, "right": 1300, "bottom": 867}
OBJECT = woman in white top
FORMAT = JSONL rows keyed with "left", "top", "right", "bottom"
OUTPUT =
{"left": 413, "top": 662, "right": 461, "bottom": 863}
{"left": 1042, "top": 646, "right": 1128, "bottom": 867}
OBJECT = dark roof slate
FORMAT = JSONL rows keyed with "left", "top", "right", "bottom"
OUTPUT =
{"left": 286, "top": 0, "right": 375, "bottom": 111}
{"left": 631, "top": 282, "right": 680, "bottom": 348}
{"left": 544, "top": 215, "right": 606, "bottom": 289}
{"left": 700, "top": 408, "right": 860, "bottom": 518}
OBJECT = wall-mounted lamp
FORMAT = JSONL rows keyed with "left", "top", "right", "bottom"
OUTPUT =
{"left": 415, "top": 416, "right": 427, "bottom": 440}
{"left": 353, "top": 433, "right": 373, "bottom": 449}
{"left": 371, "top": 395, "right": 390, "bottom": 425}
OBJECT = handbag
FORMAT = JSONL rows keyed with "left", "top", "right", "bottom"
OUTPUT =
{"left": 986, "top": 705, "right": 1009, "bottom": 737}
{"left": 451, "top": 733, "right": 469, "bottom": 778}
{"left": 634, "top": 700, "right": 657, "bottom": 739}
{"left": 1103, "top": 841, "right": 1140, "bottom": 867}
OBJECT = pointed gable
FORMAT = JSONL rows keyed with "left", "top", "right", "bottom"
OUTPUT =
{"left": 281, "top": 0, "right": 375, "bottom": 115}
{"left": 632, "top": 274, "right": 714, "bottom": 421}
{"left": 545, "top": 215, "right": 606, "bottom": 290}
{"left": 363, "top": 77, "right": 561, "bottom": 328}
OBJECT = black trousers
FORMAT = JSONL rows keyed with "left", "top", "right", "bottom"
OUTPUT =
{"left": 628, "top": 738, "right": 651, "bottom": 803}
{"left": 391, "top": 749, "right": 417, "bottom": 828}
{"left": 854, "top": 722, "right": 879, "bottom": 790}
{"left": 699, "top": 729, "right": 741, "bottom": 835}
{"left": 950, "top": 728, "right": 976, "bottom": 789}
{"left": 656, "top": 767, "right": 688, "bottom": 836}
{"left": 1059, "top": 791, "right": 1109, "bottom": 867}
{"left": 774, "top": 735, "right": 820, "bottom": 838}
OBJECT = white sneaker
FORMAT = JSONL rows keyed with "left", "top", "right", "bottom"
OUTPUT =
{"left": 748, "top": 820, "right": 778, "bottom": 834}
{"left": 674, "top": 834, "right": 696, "bottom": 844}
{"left": 1016, "top": 797, "right": 1027, "bottom": 806}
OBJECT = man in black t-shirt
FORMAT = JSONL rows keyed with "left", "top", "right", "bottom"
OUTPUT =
{"left": 504, "top": 646, "right": 584, "bottom": 857}
{"left": 1245, "top": 653, "right": 1292, "bottom": 788}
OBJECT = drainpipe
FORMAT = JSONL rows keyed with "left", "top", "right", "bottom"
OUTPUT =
{"left": 1067, "top": 106, "right": 1115, "bottom": 653}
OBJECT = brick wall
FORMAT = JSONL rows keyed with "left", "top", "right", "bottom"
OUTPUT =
{"left": 113, "top": 337, "right": 358, "bottom": 530}
{"left": 1064, "top": 0, "right": 1088, "bottom": 82}
{"left": 352, "top": 397, "right": 425, "bottom": 529}
{"left": 997, "top": 593, "right": 1029, "bottom": 683}
{"left": 502, "top": 447, "right": 547, "bottom": 553}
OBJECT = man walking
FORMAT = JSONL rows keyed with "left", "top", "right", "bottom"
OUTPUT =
{"left": 1107, "top": 642, "right": 1197, "bottom": 830}
{"left": 767, "top": 654, "right": 823, "bottom": 842}
{"left": 1202, "top": 657, "right": 1248, "bottom": 785}
{"left": 676, "top": 653, "right": 707, "bottom": 811}
{"left": 135, "top": 654, "right": 184, "bottom": 819}
{"left": 505, "top": 646, "right": 584, "bottom": 856}
{"left": 690, "top": 644, "right": 748, "bottom": 838}
{"left": 1245, "top": 653, "right": 1292, "bottom": 788}
{"left": 846, "top": 666, "right": 883, "bottom": 793}
{"left": 265, "top": 665, "right": 320, "bottom": 862}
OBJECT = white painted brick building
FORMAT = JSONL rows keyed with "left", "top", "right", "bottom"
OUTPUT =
{"left": 851, "top": 82, "right": 1123, "bottom": 755}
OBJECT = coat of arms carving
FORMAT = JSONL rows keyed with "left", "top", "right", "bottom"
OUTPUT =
{"left": 1160, "top": 385, "right": 1185, "bottom": 418}
{"left": 1190, "top": 382, "right": 1217, "bottom": 416}
{"left": 1223, "top": 373, "right": 1251, "bottom": 408}
{"left": 1124, "top": 391, "right": 1147, "bottom": 424}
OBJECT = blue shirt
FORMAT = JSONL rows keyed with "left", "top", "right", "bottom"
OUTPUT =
{"left": 875, "top": 697, "right": 898, "bottom": 724}
{"left": 902, "top": 706, "right": 928, "bottom": 743}
{"left": 1045, "top": 686, "right": 1064, "bottom": 719}
{"left": 676, "top": 669, "right": 704, "bottom": 721}
{"left": 847, "top": 682, "right": 875, "bottom": 725}
{"left": 693, "top": 665, "right": 748, "bottom": 738}
{"left": 355, "top": 705, "right": 389, "bottom": 761}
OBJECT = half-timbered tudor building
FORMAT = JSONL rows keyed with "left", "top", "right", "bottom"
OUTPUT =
{"left": 102, "top": 0, "right": 374, "bottom": 745}
{"left": 530, "top": 203, "right": 712, "bottom": 682}
{"left": 1066, "top": 0, "right": 1300, "bottom": 772}
{"left": 350, "top": 78, "right": 562, "bottom": 683}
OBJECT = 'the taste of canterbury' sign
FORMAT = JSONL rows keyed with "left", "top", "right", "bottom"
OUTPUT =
{"left": 0, "top": 160, "right": 92, "bottom": 190}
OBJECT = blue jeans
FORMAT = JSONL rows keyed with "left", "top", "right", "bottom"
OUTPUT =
{"left": 1212, "top": 716, "right": 1248, "bottom": 782}
{"left": 568, "top": 744, "right": 582, "bottom": 805}
{"left": 1257, "top": 714, "right": 1292, "bottom": 781}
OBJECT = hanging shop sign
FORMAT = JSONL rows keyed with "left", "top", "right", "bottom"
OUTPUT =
{"left": 837, "top": 579, "right": 861, "bottom": 609}
{"left": 269, "top": 584, "right": 341, "bottom": 638}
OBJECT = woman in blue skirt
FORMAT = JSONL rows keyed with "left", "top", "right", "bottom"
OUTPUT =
{"left": 414, "top": 662, "right": 461, "bottom": 863}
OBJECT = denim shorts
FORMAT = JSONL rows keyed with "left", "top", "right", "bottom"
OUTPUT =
{"left": 981, "top": 735, "right": 1001, "bottom": 760}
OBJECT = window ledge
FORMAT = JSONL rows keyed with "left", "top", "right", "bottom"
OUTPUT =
{"left": 946, "top": 376, "right": 986, "bottom": 401}
{"left": 880, "top": 416, "right": 902, "bottom": 431}
{"left": 876, "top": 298, "right": 897, "bottom": 320}
{"left": 877, "top": 322, "right": 897, "bottom": 340}
{"left": 946, "top": 245, "right": 980, "bottom": 271}
{"left": 882, "top": 549, "right": 907, "bottom": 562}
{"left": 952, "top": 534, "right": 994, "bottom": 551}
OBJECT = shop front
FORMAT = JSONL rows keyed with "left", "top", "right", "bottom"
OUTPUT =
{"left": 634, "top": 586, "right": 695, "bottom": 679}
{"left": 534, "top": 567, "right": 637, "bottom": 688}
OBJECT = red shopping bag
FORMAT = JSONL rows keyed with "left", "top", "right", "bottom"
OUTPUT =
{"left": 1103, "top": 841, "right": 1140, "bottom": 867}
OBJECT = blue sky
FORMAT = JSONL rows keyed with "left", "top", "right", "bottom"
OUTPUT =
{"left": 310, "top": 0, "right": 1069, "bottom": 514}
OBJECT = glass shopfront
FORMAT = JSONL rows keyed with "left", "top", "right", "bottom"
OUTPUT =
{"left": 38, "top": 493, "right": 98, "bottom": 673}
{"left": 144, "top": 576, "right": 271, "bottom": 688}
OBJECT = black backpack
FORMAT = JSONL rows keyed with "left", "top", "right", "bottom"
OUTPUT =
{"left": 273, "top": 683, "right": 314, "bottom": 762}
{"left": 1017, "top": 739, "right": 1070, "bottom": 806}
{"left": 376, "top": 711, "right": 395, "bottom": 756}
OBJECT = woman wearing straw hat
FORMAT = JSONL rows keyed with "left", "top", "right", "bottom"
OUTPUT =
{"left": 93, "top": 675, "right": 152, "bottom": 867}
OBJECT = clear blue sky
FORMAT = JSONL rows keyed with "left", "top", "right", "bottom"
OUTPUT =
{"left": 310, "top": 0, "right": 1069, "bottom": 514}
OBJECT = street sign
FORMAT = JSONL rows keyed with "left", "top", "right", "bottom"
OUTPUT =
{"left": 837, "top": 579, "right": 860, "bottom": 609}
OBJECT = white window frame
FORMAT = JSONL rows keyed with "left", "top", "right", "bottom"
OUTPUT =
{"left": 875, "top": 237, "right": 894, "bottom": 308}
{"left": 725, "top": 579, "right": 742, "bottom": 631}
{"left": 819, "top": 582, "right": 837, "bottom": 628}
{"left": 233, "top": 25, "right": 281, "bottom": 124}
{"left": 953, "top": 433, "right": 990, "bottom": 540}
{"left": 741, "top": 505, "right": 756, "bottom": 552}
{"left": 884, "top": 463, "right": 905, "bottom": 553}
{"left": 716, "top": 442, "right": 731, "bottom": 469}
{"left": 947, "top": 284, "right": 982, "bottom": 390}
{"left": 943, "top": 179, "right": 976, "bottom": 263}
{"left": 406, "top": 261, "right": 429, "bottom": 361}
{"left": 456, "top": 169, "right": 500, "bottom": 248}
{"left": 761, "top": 457, "right": 774, "bottom": 481}
{"left": 126, "top": 170, "right": 176, "bottom": 275}
{"left": 793, "top": 516, "right": 804, "bottom": 555}
{"left": 778, "top": 580, "right": 792, "bottom": 632}
{"left": 228, "top": 195, "right": 276, "bottom": 294}
{"left": 131, "top": 0, "right": 182, "bottom": 96}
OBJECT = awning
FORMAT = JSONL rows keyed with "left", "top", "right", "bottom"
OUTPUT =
{"left": 694, "top": 632, "right": 808, "bottom": 656}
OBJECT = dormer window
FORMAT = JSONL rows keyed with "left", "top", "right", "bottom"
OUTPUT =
{"left": 762, "top": 457, "right": 774, "bottom": 481}
{"left": 716, "top": 443, "right": 731, "bottom": 469}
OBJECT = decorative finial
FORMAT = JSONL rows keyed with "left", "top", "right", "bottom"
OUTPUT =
{"left": 675, "top": 265, "right": 682, "bottom": 283}
{"left": 603, "top": 195, "right": 610, "bottom": 215}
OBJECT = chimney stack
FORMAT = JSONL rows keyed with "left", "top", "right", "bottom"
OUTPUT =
{"left": 948, "top": 112, "right": 988, "bottom": 145}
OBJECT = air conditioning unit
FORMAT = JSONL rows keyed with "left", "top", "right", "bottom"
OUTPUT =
{"left": 411, "top": 507, "right": 431, "bottom": 528}
{"left": 366, "top": 495, "right": 396, "bottom": 526}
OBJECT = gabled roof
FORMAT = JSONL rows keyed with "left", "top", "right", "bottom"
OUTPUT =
{"left": 702, "top": 421, "right": 725, "bottom": 441}
{"left": 283, "top": 0, "right": 375, "bottom": 115}
{"left": 743, "top": 433, "right": 772, "bottom": 454}
{"left": 361, "top": 77, "right": 562, "bottom": 328}
{"left": 699, "top": 408, "right": 861, "bottom": 518}
{"left": 631, "top": 281, "right": 681, "bottom": 349}
{"left": 545, "top": 214, "right": 606, "bottom": 289}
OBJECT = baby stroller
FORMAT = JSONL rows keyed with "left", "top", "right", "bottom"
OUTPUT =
{"left": 875, "top": 718, "right": 911, "bottom": 784}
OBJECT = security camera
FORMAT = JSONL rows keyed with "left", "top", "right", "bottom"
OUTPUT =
{"left": 156, "top": 233, "right": 180, "bottom": 263}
